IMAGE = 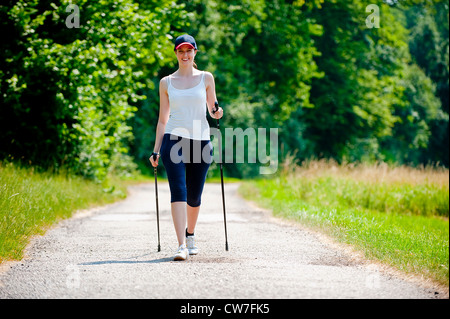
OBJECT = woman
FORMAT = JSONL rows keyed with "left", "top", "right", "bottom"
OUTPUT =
{"left": 149, "top": 34, "right": 223, "bottom": 261}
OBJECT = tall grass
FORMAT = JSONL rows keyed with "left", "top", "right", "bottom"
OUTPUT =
{"left": 239, "top": 159, "right": 449, "bottom": 286}
{"left": 279, "top": 160, "right": 448, "bottom": 218}
{"left": 0, "top": 162, "right": 128, "bottom": 263}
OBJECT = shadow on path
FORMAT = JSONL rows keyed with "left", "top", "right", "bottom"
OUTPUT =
{"left": 79, "top": 257, "right": 173, "bottom": 266}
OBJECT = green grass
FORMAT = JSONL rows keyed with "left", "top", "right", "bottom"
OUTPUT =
{"left": 0, "top": 162, "right": 139, "bottom": 263}
{"left": 239, "top": 161, "right": 449, "bottom": 286}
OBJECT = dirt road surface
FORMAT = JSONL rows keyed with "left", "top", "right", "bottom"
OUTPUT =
{"left": 0, "top": 183, "right": 441, "bottom": 299}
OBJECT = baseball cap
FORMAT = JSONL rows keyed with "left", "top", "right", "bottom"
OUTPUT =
{"left": 174, "top": 34, "right": 198, "bottom": 51}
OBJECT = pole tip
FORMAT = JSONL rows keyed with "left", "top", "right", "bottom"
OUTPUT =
{"left": 158, "top": 245, "right": 161, "bottom": 252}
{"left": 225, "top": 242, "right": 229, "bottom": 251}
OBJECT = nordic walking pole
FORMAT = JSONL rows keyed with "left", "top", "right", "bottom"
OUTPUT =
{"left": 213, "top": 101, "right": 229, "bottom": 251}
{"left": 152, "top": 153, "right": 161, "bottom": 252}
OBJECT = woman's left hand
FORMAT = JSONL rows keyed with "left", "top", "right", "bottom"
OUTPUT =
{"left": 212, "top": 106, "right": 223, "bottom": 119}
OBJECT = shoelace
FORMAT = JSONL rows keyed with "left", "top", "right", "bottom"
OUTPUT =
{"left": 176, "top": 245, "right": 187, "bottom": 253}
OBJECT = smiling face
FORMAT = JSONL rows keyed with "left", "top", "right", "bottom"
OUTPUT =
{"left": 175, "top": 44, "right": 197, "bottom": 67}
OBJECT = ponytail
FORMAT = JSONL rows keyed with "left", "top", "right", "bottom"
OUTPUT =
{"left": 193, "top": 61, "right": 198, "bottom": 69}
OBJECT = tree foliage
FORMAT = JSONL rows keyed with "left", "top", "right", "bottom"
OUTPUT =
{"left": 1, "top": 0, "right": 185, "bottom": 180}
{"left": 1, "top": 0, "right": 448, "bottom": 179}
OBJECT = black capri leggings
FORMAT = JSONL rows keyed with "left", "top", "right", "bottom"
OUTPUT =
{"left": 160, "top": 134, "right": 212, "bottom": 207}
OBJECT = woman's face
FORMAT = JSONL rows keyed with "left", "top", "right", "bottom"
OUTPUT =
{"left": 176, "top": 45, "right": 197, "bottom": 67}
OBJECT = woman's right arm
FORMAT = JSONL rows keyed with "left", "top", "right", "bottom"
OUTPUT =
{"left": 149, "top": 77, "right": 170, "bottom": 167}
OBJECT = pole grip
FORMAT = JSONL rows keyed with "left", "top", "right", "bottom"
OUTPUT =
{"left": 213, "top": 101, "right": 219, "bottom": 114}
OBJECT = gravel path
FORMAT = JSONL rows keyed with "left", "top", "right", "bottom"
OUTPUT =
{"left": 0, "top": 182, "right": 441, "bottom": 299}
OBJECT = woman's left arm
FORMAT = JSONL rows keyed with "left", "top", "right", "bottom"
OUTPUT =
{"left": 205, "top": 71, "right": 223, "bottom": 119}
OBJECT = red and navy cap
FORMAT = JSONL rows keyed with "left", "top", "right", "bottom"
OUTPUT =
{"left": 174, "top": 34, "right": 198, "bottom": 51}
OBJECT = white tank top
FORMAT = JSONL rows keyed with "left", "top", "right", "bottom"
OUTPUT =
{"left": 165, "top": 72, "right": 210, "bottom": 141}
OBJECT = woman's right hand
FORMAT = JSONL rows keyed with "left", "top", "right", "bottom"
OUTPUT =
{"left": 149, "top": 153, "right": 160, "bottom": 168}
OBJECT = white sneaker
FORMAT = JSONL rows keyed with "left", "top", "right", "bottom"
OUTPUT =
{"left": 173, "top": 244, "right": 189, "bottom": 261}
{"left": 186, "top": 235, "right": 199, "bottom": 255}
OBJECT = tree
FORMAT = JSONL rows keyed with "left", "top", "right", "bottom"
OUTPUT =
{"left": 405, "top": 1, "right": 449, "bottom": 165}
{"left": 302, "top": 0, "right": 446, "bottom": 165}
{"left": 131, "top": 0, "right": 322, "bottom": 178}
{"left": 0, "top": 0, "right": 187, "bottom": 180}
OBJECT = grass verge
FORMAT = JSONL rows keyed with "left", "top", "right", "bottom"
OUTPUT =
{"left": 0, "top": 162, "right": 147, "bottom": 264}
{"left": 239, "top": 160, "right": 449, "bottom": 286}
